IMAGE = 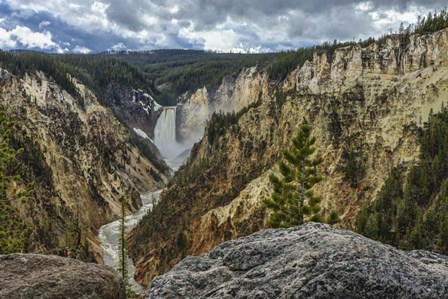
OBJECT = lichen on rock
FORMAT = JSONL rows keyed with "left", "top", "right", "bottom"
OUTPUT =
{"left": 0, "top": 254, "right": 124, "bottom": 299}
{"left": 147, "top": 223, "right": 448, "bottom": 299}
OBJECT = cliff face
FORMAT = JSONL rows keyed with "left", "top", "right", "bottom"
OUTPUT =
{"left": 102, "top": 84, "right": 162, "bottom": 140}
{"left": 176, "top": 66, "right": 268, "bottom": 142}
{"left": 0, "top": 70, "right": 169, "bottom": 260}
{"left": 130, "top": 28, "right": 448, "bottom": 285}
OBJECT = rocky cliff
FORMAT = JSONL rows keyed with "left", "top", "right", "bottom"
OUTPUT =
{"left": 101, "top": 84, "right": 162, "bottom": 140}
{"left": 0, "top": 253, "right": 124, "bottom": 299}
{"left": 130, "top": 28, "right": 448, "bottom": 284}
{"left": 0, "top": 69, "right": 169, "bottom": 260}
{"left": 147, "top": 223, "right": 448, "bottom": 299}
{"left": 176, "top": 66, "right": 268, "bottom": 142}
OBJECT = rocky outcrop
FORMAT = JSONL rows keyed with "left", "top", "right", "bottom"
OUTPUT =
{"left": 147, "top": 223, "right": 448, "bottom": 299}
{"left": 212, "top": 66, "right": 269, "bottom": 113}
{"left": 177, "top": 87, "right": 210, "bottom": 143}
{"left": 0, "top": 70, "right": 169, "bottom": 260}
{"left": 176, "top": 66, "right": 269, "bottom": 142}
{"left": 130, "top": 28, "right": 448, "bottom": 284}
{"left": 102, "top": 84, "right": 162, "bottom": 139}
{"left": 0, "top": 254, "right": 124, "bottom": 299}
{"left": 296, "top": 28, "right": 448, "bottom": 93}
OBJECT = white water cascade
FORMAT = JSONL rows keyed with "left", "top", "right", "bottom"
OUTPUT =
{"left": 154, "top": 106, "right": 177, "bottom": 149}
{"left": 154, "top": 106, "right": 190, "bottom": 169}
{"left": 98, "top": 190, "right": 162, "bottom": 294}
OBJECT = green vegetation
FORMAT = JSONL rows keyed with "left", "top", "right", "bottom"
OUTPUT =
{"left": 0, "top": 109, "right": 32, "bottom": 254}
{"left": 128, "top": 131, "right": 169, "bottom": 174}
{"left": 206, "top": 100, "right": 262, "bottom": 147}
{"left": 0, "top": 51, "right": 80, "bottom": 97}
{"left": 263, "top": 124, "right": 326, "bottom": 227}
{"left": 113, "top": 50, "right": 269, "bottom": 101}
{"left": 414, "top": 9, "right": 448, "bottom": 35}
{"left": 357, "top": 110, "right": 448, "bottom": 254}
{"left": 0, "top": 51, "right": 154, "bottom": 105}
{"left": 342, "top": 148, "right": 367, "bottom": 188}
{"left": 267, "top": 49, "right": 313, "bottom": 81}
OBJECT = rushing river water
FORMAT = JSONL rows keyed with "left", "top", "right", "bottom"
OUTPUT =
{"left": 98, "top": 190, "right": 162, "bottom": 294}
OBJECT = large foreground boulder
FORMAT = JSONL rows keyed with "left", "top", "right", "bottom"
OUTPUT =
{"left": 0, "top": 254, "right": 124, "bottom": 299}
{"left": 147, "top": 223, "right": 448, "bottom": 299}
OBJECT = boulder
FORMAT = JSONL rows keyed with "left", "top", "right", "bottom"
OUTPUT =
{"left": 0, "top": 254, "right": 124, "bottom": 299}
{"left": 147, "top": 222, "right": 448, "bottom": 299}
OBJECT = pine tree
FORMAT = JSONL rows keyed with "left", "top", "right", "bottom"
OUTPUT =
{"left": 264, "top": 124, "right": 326, "bottom": 228}
{"left": 0, "top": 109, "right": 31, "bottom": 254}
{"left": 117, "top": 196, "right": 132, "bottom": 298}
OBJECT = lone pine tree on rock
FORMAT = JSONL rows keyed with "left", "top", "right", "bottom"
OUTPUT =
{"left": 264, "top": 124, "right": 327, "bottom": 228}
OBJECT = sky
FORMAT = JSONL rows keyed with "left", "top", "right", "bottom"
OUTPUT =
{"left": 0, "top": 0, "right": 446, "bottom": 54}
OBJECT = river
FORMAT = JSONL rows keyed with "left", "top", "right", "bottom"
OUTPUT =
{"left": 98, "top": 190, "right": 162, "bottom": 294}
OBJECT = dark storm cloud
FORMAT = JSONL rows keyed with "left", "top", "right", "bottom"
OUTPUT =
{"left": 0, "top": 0, "right": 447, "bottom": 52}
{"left": 106, "top": 0, "right": 445, "bottom": 30}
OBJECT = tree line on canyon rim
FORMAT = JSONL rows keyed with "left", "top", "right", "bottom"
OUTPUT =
{"left": 1, "top": 9, "right": 447, "bottom": 107}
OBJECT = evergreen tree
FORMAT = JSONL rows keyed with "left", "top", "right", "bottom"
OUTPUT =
{"left": 264, "top": 124, "right": 326, "bottom": 228}
{"left": 0, "top": 109, "right": 30, "bottom": 254}
{"left": 117, "top": 196, "right": 132, "bottom": 298}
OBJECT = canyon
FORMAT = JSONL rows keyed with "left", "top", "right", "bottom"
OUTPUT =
{"left": 130, "top": 27, "right": 448, "bottom": 285}
{"left": 1, "top": 21, "right": 448, "bottom": 299}
{"left": 0, "top": 68, "right": 169, "bottom": 261}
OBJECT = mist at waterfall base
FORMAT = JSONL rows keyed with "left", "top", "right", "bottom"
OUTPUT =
{"left": 98, "top": 190, "right": 162, "bottom": 294}
{"left": 154, "top": 107, "right": 199, "bottom": 169}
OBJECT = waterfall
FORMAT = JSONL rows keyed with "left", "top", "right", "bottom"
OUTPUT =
{"left": 154, "top": 106, "right": 186, "bottom": 168}
{"left": 154, "top": 107, "right": 177, "bottom": 146}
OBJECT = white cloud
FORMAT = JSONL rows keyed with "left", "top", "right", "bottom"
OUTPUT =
{"left": 0, "top": 27, "right": 16, "bottom": 48}
{"left": 0, "top": 25, "right": 62, "bottom": 50}
{"left": 109, "top": 42, "right": 127, "bottom": 51}
{"left": 73, "top": 45, "right": 92, "bottom": 54}
{"left": 179, "top": 27, "right": 240, "bottom": 51}
{"left": 7, "top": 0, "right": 110, "bottom": 33}
{"left": 11, "top": 25, "right": 57, "bottom": 49}
{"left": 38, "top": 20, "right": 51, "bottom": 28}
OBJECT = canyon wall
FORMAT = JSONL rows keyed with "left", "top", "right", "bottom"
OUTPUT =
{"left": 0, "top": 70, "right": 169, "bottom": 261}
{"left": 102, "top": 84, "right": 162, "bottom": 140}
{"left": 130, "top": 28, "right": 448, "bottom": 284}
{"left": 176, "top": 66, "right": 269, "bottom": 142}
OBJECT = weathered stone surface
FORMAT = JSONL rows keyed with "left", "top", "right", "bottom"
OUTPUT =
{"left": 147, "top": 223, "right": 448, "bottom": 299}
{"left": 0, "top": 254, "right": 124, "bottom": 299}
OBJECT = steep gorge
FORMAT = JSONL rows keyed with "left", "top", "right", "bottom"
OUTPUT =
{"left": 130, "top": 28, "right": 448, "bottom": 284}
{"left": 0, "top": 69, "right": 169, "bottom": 260}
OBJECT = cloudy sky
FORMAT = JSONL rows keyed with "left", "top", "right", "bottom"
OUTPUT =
{"left": 0, "top": 0, "right": 446, "bottom": 53}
